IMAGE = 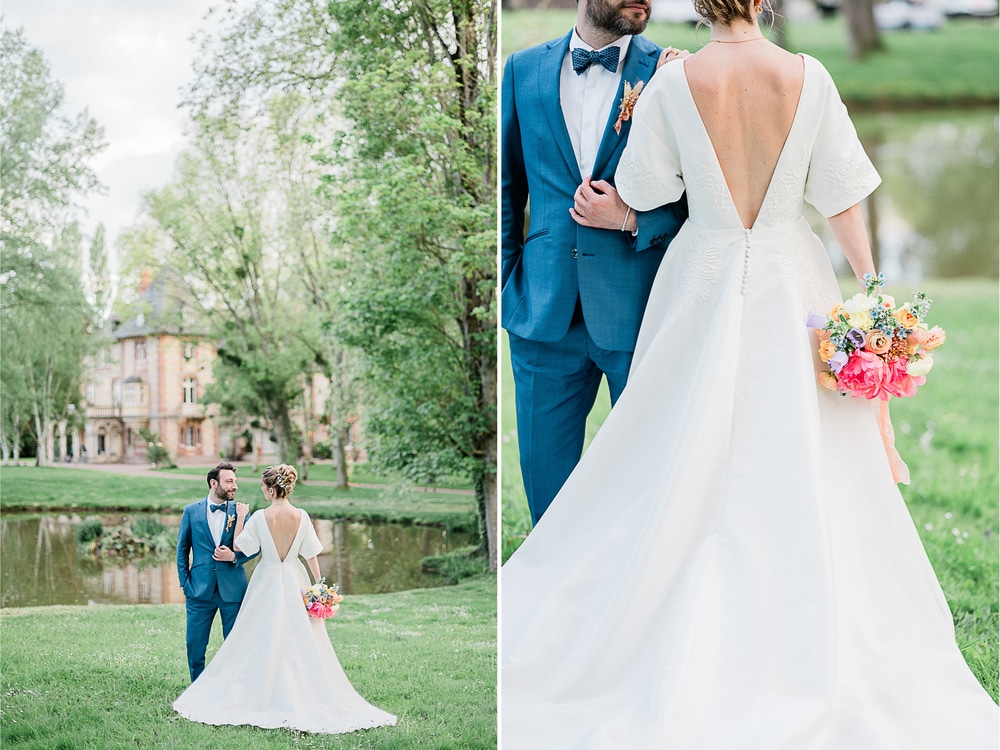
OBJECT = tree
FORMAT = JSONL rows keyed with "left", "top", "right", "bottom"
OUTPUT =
{"left": 0, "top": 27, "right": 103, "bottom": 464}
{"left": 324, "top": 0, "right": 498, "bottom": 569}
{"left": 178, "top": 0, "right": 498, "bottom": 567}
{"left": 141, "top": 94, "right": 340, "bottom": 468}
{"left": 842, "top": 0, "right": 882, "bottom": 59}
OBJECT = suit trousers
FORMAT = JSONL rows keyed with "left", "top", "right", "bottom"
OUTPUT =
{"left": 509, "top": 303, "right": 633, "bottom": 524}
{"left": 185, "top": 586, "right": 242, "bottom": 681}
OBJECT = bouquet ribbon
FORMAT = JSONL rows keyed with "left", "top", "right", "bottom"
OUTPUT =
{"left": 877, "top": 398, "right": 910, "bottom": 485}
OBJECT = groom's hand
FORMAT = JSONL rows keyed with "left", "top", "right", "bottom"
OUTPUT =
{"left": 213, "top": 545, "right": 237, "bottom": 563}
{"left": 570, "top": 177, "right": 637, "bottom": 233}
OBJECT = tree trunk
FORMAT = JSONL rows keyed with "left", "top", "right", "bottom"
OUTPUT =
{"left": 842, "top": 0, "right": 882, "bottom": 59}
{"left": 333, "top": 425, "right": 350, "bottom": 490}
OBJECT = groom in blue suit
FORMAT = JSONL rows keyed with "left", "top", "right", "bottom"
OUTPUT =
{"left": 176, "top": 462, "right": 257, "bottom": 681}
{"left": 503, "top": 0, "right": 688, "bottom": 524}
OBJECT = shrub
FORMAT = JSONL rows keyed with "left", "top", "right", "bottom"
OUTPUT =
{"left": 75, "top": 518, "right": 104, "bottom": 544}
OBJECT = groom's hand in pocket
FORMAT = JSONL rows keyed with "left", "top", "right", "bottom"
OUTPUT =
{"left": 570, "top": 177, "right": 636, "bottom": 233}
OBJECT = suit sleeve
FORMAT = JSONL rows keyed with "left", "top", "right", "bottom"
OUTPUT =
{"left": 501, "top": 54, "right": 528, "bottom": 289}
{"left": 632, "top": 193, "right": 688, "bottom": 253}
{"left": 176, "top": 507, "right": 192, "bottom": 588}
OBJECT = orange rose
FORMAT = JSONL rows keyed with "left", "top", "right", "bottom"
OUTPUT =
{"left": 924, "top": 326, "right": 946, "bottom": 351}
{"left": 815, "top": 328, "right": 832, "bottom": 341}
{"left": 864, "top": 330, "right": 892, "bottom": 355}
{"left": 894, "top": 306, "right": 919, "bottom": 328}
{"left": 829, "top": 304, "right": 845, "bottom": 320}
{"left": 907, "top": 327, "right": 929, "bottom": 346}
{"left": 818, "top": 339, "right": 837, "bottom": 361}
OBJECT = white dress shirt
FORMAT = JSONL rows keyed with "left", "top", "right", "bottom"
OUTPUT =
{"left": 560, "top": 30, "right": 632, "bottom": 178}
{"left": 206, "top": 498, "right": 226, "bottom": 547}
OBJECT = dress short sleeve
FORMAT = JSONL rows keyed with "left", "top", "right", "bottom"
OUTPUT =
{"left": 235, "top": 512, "right": 261, "bottom": 556}
{"left": 616, "top": 65, "right": 685, "bottom": 212}
{"left": 298, "top": 511, "right": 323, "bottom": 559}
{"left": 803, "top": 59, "right": 881, "bottom": 218}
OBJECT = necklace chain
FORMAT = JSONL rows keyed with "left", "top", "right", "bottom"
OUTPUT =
{"left": 709, "top": 37, "right": 767, "bottom": 43}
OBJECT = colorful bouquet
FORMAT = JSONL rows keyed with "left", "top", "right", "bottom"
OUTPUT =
{"left": 808, "top": 273, "right": 945, "bottom": 401}
{"left": 302, "top": 577, "right": 344, "bottom": 620}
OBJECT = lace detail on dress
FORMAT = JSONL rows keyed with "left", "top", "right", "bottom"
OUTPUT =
{"left": 814, "top": 136, "right": 875, "bottom": 212}
{"left": 760, "top": 145, "right": 809, "bottom": 228}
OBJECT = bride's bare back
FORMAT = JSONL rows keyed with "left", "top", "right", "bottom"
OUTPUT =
{"left": 683, "top": 43, "right": 804, "bottom": 229}
{"left": 264, "top": 504, "right": 302, "bottom": 562}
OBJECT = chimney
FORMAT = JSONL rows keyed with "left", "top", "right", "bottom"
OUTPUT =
{"left": 138, "top": 268, "right": 152, "bottom": 295}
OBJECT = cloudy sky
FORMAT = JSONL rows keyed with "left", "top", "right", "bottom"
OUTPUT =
{"left": 4, "top": 0, "right": 224, "bottom": 263}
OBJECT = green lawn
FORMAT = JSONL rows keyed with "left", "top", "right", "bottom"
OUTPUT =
{"left": 0, "top": 576, "right": 496, "bottom": 750}
{"left": 502, "top": 11, "right": 999, "bottom": 106}
{"left": 160, "top": 463, "right": 474, "bottom": 491}
{"left": 502, "top": 278, "right": 999, "bottom": 699}
{"left": 0, "top": 466, "right": 477, "bottom": 530}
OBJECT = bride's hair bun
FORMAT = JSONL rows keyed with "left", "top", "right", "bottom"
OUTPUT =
{"left": 262, "top": 464, "right": 298, "bottom": 498}
{"left": 694, "top": 0, "right": 767, "bottom": 25}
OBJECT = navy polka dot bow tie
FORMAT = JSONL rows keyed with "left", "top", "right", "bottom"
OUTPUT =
{"left": 572, "top": 46, "right": 620, "bottom": 74}
{"left": 210, "top": 503, "right": 227, "bottom": 512}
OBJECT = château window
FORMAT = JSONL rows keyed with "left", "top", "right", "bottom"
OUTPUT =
{"left": 135, "top": 340, "right": 147, "bottom": 361}
{"left": 182, "top": 377, "right": 197, "bottom": 404}
{"left": 181, "top": 425, "right": 201, "bottom": 447}
{"left": 183, "top": 342, "right": 195, "bottom": 360}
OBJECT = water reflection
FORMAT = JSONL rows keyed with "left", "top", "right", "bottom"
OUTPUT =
{"left": 810, "top": 107, "right": 998, "bottom": 281}
{"left": 0, "top": 513, "right": 473, "bottom": 608}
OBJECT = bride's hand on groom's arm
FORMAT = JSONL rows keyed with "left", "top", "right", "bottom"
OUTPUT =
{"left": 570, "top": 178, "right": 637, "bottom": 233}
{"left": 214, "top": 545, "right": 238, "bottom": 563}
{"left": 657, "top": 47, "right": 690, "bottom": 70}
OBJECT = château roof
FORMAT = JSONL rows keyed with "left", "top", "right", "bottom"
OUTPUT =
{"left": 114, "top": 267, "right": 210, "bottom": 340}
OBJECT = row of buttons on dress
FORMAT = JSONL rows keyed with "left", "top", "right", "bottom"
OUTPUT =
{"left": 741, "top": 229, "right": 751, "bottom": 296}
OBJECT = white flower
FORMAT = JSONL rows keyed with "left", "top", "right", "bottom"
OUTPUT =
{"left": 842, "top": 292, "right": 878, "bottom": 314}
{"left": 906, "top": 355, "right": 934, "bottom": 377}
{"left": 924, "top": 523, "right": 933, "bottom": 531}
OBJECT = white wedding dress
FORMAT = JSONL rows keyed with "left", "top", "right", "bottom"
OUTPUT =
{"left": 501, "top": 55, "right": 998, "bottom": 749}
{"left": 173, "top": 509, "right": 397, "bottom": 734}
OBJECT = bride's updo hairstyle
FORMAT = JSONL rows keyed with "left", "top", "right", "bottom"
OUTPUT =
{"left": 262, "top": 464, "right": 298, "bottom": 499}
{"left": 694, "top": 0, "right": 766, "bottom": 25}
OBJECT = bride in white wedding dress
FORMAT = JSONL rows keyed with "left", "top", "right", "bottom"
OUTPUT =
{"left": 173, "top": 464, "right": 396, "bottom": 734}
{"left": 500, "top": 0, "right": 999, "bottom": 747}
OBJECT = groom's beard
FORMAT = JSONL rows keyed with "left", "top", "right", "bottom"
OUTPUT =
{"left": 587, "top": 0, "right": 651, "bottom": 36}
{"left": 213, "top": 487, "right": 236, "bottom": 502}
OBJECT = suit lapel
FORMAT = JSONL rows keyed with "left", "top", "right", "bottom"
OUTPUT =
{"left": 540, "top": 31, "right": 582, "bottom": 184}
{"left": 592, "top": 36, "right": 659, "bottom": 180}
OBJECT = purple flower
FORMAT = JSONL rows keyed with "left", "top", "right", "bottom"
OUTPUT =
{"left": 829, "top": 351, "right": 849, "bottom": 373}
{"left": 846, "top": 328, "right": 866, "bottom": 348}
{"left": 806, "top": 312, "right": 827, "bottom": 329}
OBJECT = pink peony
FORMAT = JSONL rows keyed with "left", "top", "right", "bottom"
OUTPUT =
{"left": 883, "top": 356, "right": 923, "bottom": 398}
{"left": 835, "top": 350, "right": 893, "bottom": 400}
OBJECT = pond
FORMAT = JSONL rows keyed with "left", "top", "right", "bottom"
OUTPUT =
{"left": 813, "top": 106, "right": 998, "bottom": 281}
{"left": 0, "top": 512, "right": 475, "bottom": 608}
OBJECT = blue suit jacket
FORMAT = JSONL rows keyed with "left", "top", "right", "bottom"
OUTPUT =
{"left": 176, "top": 498, "right": 257, "bottom": 602}
{"left": 501, "top": 31, "right": 688, "bottom": 353}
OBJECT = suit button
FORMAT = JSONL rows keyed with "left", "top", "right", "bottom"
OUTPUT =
{"left": 571, "top": 248, "right": 578, "bottom": 259}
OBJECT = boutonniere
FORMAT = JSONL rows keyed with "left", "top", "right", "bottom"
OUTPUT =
{"left": 225, "top": 513, "right": 235, "bottom": 533}
{"left": 614, "top": 80, "right": 644, "bottom": 135}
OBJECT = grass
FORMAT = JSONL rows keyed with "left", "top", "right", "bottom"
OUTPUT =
{"left": 502, "top": 11, "right": 999, "bottom": 106}
{"left": 501, "top": 278, "right": 999, "bottom": 699}
{"left": 160, "top": 463, "right": 474, "bottom": 492}
{"left": 0, "top": 576, "right": 496, "bottom": 750}
{"left": 0, "top": 466, "right": 478, "bottom": 531}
